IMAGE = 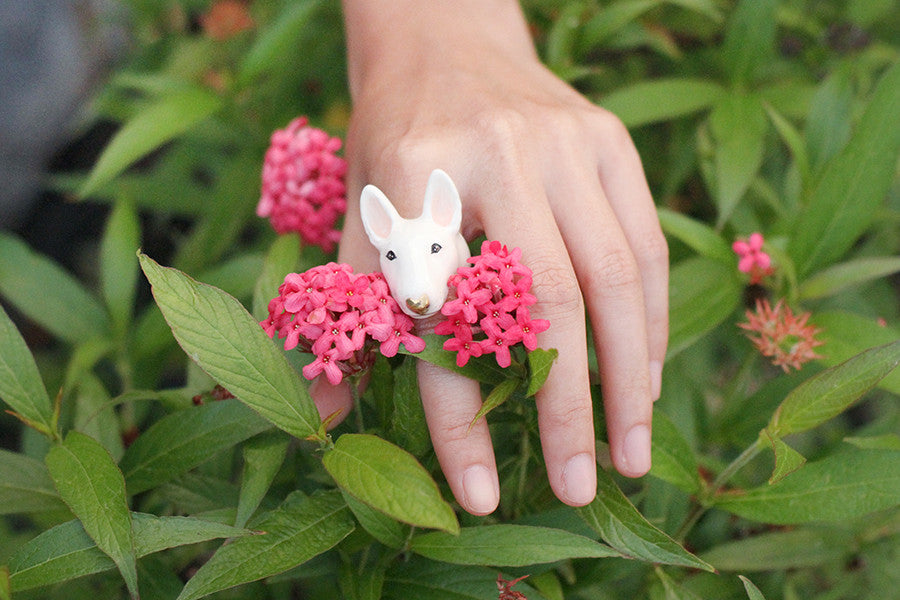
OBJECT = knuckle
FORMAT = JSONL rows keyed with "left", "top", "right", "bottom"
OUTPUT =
{"left": 593, "top": 110, "right": 632, "bottom": 145}
{"left": 529, "top": 257, "right": 584, "bottom": 319}
{"left": 634, "top": 229, "right": 669, "bottom": 267}
{"left": 540, "top": 397, "right": 594, "bottom": 432}
{"left": 585, "top": 248, "right": 642, "bottom": 299}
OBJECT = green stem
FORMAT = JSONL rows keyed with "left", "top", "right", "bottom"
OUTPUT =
{"left": 676, "top": 438, "right": 764, "bottom": 540}
{"left": 349, "top": 375, "right": 365, "bottom": 432}
{"left": 710, "top": 437, "right": 764, "bottom": 491}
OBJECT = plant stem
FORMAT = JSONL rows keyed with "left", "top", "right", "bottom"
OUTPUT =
{"left": 349, "top": 375, "right": 365, "bottom": 432}
{"left": 676, "top": 438, "right": 764, "bottom": 540}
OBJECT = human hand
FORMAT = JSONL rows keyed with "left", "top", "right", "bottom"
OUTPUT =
{"left": 314, "top": 0, "right": 669, "bottom": 515}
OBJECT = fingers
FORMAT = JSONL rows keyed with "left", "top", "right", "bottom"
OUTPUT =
{"left": 308, "top": 378, "right": 354, "bottom": 427}
{"left": 593, "top": 116, "right": 669, "bottom": 400}
{"left": 547, "top": 151, "right": 654, "bottom": 479}
{"left": 478, "top": 162, "right": 598, "bottom": 506}
{"left": 417, "top": 360, "right": 500, "bottom": 515}
{"left": 344, "top": 157, "right": 501, "bottom": 515}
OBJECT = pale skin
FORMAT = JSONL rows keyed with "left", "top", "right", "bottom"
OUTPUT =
{"left": 312, "top": 0, "right": 669, "bottom": 515}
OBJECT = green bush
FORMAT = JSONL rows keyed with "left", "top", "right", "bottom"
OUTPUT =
{"left": 2, "top": 1, "right": 899, "bottom": 598}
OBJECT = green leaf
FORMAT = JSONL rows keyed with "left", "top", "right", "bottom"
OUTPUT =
{"left": 410, "top": 524, "right": 619, "bottom": 566}
{"left": 389, "top": 356, "right": 430, "bottom": 457}
{"left": 322, "top": 433, "right": 459, "bottom": 534}
{"left": 812, "top": 311, "right": 900, "bottom": 395}
{"left": 764, "top": 102, "right": 811, "bottom": 185}
{"left": 45, "top": 431, "right": 138, "bottom": 599}
{"left": 80, "top": 87, "right": 222, "bottom": 197}
{"left": 789, "top": 61, "right": 900, "bottom": 277}
{"left": 721, "top": 0, "right": 777, "bottom": 85}
{"left": 805, "top": 65, "right": 854, "bottom": 174}
{"left": 470, "top": 377, "right": 520, "bottom": 427}
{"left": 600, "top": 78, "right": 725, "bottom": 128}
{"left": 0, "top": 566, "right": 9, "bottom": 600}
{"left": 739, "top": 575, "right": 768, "bottom": 600}
{"left": 798, "top": 256, "right": 900, "bottom": 300}
{"left": 668, "top": 257, "right": 742, "bottom": 358}
{"left": 139, "top": 254, "right": 322, "bottom": 439}
{"left": 576, "top": 466, "right": 714, "bottom": 571}
{"left": 699, "top": 527, "right": 850, "bottom": 571}
{"left": 0, "top": 304, "right": 54, "bottom": 435}
{"left": 843, "top": 434, "right": 900, "bottom": 451}
{"left": 238, "top": 0, "right": 321, "bottom": 85}
{"left": 657, "top": 208, "right": 733, "bottom": 262}
{"left": 715, "top": 447, "right": 900, "bottom": 524}
{"left": 0, "top": 233, "right": 109, "bottom": 345}
{"left": 252, "top": 233, "right": 301, "bottom": 321}
{"left": 342, "top": 490, "right": 411, "bottom": 549}
{"left": 340, "top": 561, "right": 385, "bottom": 600}
{"left": 764, "top": 432, "right": 806, "bottom": 485}
{"left": 384, "top": 559, "right": 545, "bottom": 600}
{"left": 403, "top": 333, "right": 507, "bottom": 385}
{"left": 578, "top": 0, "right": 660, "bottom": 53}
{"left": 120, "top": 399, "right": 273, "bottom": 494}
{"left": 74, "top": 372, "right": 125, "bottom": 462}
{"left": 766, "top": 340, "right": 900, "bottom": 438}
{"left": 8, "top": 514, "right": 251, "bottom": 592}
{"left": 544, "top": 2, "right": 586, "bottom": 72}
{"left": 176, "top": 490, "right": 354, "bottom": 600}
{"left": 9, "top": 519, "right": 109, "bottom": 592}
{"left": 655, "top": 566, "right": 703, "bottom": 600}
{"left": 650, "top": 411, "right": 701, "bottom": 494}
{"left": 526, "top": 348, "right": 558, "bottom": 397}
{"left": 709, "top": 93, "right": 768, "bottom": 226}
{"left": 663, "top": 0, "right": 723, "bottom": 22}
{"left": 234, "top": 431, "right": 290, "bottom": 528}
{"left": 131, "top": 514, "right": 254, "bottom": 556}
{"left": 100, "top": 197, "right": 140, "bottom": 337}
{"left": 0, "top": 449, "right": 65, "bottom": 515}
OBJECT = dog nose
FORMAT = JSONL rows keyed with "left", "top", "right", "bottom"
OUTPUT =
{"left": 405, "top": 295, "right": 430, "bottom": 316}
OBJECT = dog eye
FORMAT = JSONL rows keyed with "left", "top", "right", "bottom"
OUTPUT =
{"left": 386, "top": 250, "right": 396, "bottom": 261}
{"left": 431, "top": 243, "right": 442, "bottom": 254}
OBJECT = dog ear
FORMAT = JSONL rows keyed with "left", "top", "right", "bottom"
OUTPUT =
{"left": 360, "top": 184, "right": 401, "bottom": 245}
{"left": 421, "top": 169, "right": 462, "bottom": 232}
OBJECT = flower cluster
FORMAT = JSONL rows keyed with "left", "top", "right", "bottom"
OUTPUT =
{"left": 436, "top": 241, "right": 549, "bottom": 367}
{"left": 257, "top": 117, "right": 347, "bottom": 252}
{"left": 261, "top": 263, "right": 425, "bottom": 385}
{"left": 732, "top": 232, "right": 773, "bottom": 284}
{"left": 740, "top": 299, "right": 824, "bottom": 372}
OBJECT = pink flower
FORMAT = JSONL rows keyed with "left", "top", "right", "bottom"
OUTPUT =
{"left": 261, "top": 264, "right": 424, "bottom": 385}
{"left": 437, "top": 240, "right": 549, "bottom": 368}
{"left": 739, "top": 299, "right": 824, "bottom": 372}
{"left": 257, "top": 117, "right": 347, "bottom": 252}
{"left": 445, "top": 331, "right": 484, "bottom": 367}
{"left": 733, "top": 232, "right": 773, "bottom": 284}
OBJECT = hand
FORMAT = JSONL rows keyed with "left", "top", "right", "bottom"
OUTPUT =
{"left": 314, "top": 0, "right": 669, "bottom": 515}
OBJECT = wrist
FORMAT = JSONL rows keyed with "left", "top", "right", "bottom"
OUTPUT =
{"left": 341, "top": 0, "right": 537, "bottom": 98}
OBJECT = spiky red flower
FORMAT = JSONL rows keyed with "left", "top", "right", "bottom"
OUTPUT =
{"left": 740, "top": 299, "right": 824, "bottom": 372}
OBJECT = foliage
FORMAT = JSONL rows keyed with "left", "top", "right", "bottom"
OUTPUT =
{"left": 2, "top": 1, "right": 899, "bottom": 599}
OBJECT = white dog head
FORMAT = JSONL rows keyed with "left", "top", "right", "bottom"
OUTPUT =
{"left": 360, "top": 169, "right": 470, "bottom": 319}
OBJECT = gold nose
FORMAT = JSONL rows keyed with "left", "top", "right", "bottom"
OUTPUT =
{"left": 406, "top": 295, "right": 430, "bottom": 315}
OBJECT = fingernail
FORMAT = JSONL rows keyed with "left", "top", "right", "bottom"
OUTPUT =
{"left": 562, "top": 452, "right": 596, "bottom": 506}
{"left": 622, "top": 424, "right": 651, "bottom": 477}
{"left": 649, "top": 360, "right": 663, "bottom": 401}
{"left": 462, "top": 465, "right": 498, "bottom": 514}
